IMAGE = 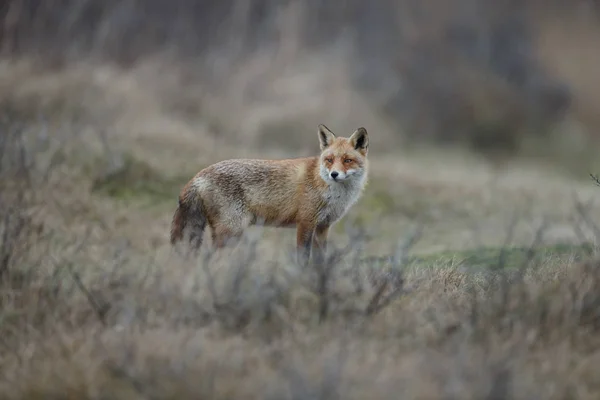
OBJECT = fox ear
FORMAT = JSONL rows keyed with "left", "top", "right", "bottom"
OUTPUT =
{"left": 349, "top": 127, "right": 369, "bottom": 154}
{"left": 318, "top": 124, "right": 336, "bottom": 150}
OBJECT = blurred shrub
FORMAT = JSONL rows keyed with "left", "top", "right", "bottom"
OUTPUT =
{"left": 0, "top": 0, "right": 592, "bottom": 152}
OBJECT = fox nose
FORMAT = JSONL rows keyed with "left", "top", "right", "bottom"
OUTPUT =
{"left": 330, "top": 171, "right": 339, "bottom": 179}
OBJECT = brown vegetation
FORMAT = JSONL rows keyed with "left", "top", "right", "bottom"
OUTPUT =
{"left": 2, "top": 1, "right": 600, "bottom": 398}
{"left": 1, "top": 124, "right": 600, "bottom": 398}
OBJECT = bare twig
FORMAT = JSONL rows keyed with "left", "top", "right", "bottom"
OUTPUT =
{"left": 365, "top": 270, "right": 405, "bottom": 316}
{"left": 517, "top": 218, "right": 550, "bottom": 278}
{"left": 573, "top": 193, "right": 600, "bottom": 243}
{"left": 62, "top": 227, "right": 110, "bottom": 326}
{"left": 390, "top": 223, "right": 423, "bottom": 268}
{"left": 570, "top": 214, "right": 591, "bottom": 246}
{"left": 365, "top": 279, "right": 389, "bottom": 315}
{"left": 363, "top": 226, "right": 420, "bottom": 317}
{"left": 66, "top": 266, "right": 110, "bottom": 326}
{"left": 492, "top": 210, "right": 520, "bottom": 272}
{"left": 590, "top": 173, "right": 600, "bottom": 187}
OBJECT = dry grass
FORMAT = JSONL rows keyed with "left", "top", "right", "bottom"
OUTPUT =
{"left": 1, "top": 61, "right": 600, "bottom": 398}
{"left": 1, "top": 2, "right": 600, "bottom": 397}
{"left": 2, "top": 153, "right": 600, "bottom": 399}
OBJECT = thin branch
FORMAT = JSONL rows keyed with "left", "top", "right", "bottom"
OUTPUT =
{"left": 66, "top": 266, "right": 110, "bottom": 326}
{"left": 365, "top": 279, "right": 389, "bottom": 315}
{"left": 62, "top": 227, "right": 110, "bottom": 326}
{"left": 573, "top": 193, "right": 600, "bottom": 243}
{"left": 492, "top": 210, "right": 519, "bottom": 272}
{"left": 517, "top": 218, "right": 550, "bottom": 278}
{"left": 590, "top": 173, "right": 600, "bottom": 187}
{"left": 391, "top": 223, "right": 423, "bottom": 268}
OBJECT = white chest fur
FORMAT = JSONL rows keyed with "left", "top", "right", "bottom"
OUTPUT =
{"left": 317, "top": 179, "right": 364, "bottom": 226}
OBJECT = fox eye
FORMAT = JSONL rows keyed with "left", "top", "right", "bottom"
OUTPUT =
{"left": 325, "top": 157, "right": 334, "bottom": 163}
{"left": 344, "top": 158, "right": 353, "bottom": 163}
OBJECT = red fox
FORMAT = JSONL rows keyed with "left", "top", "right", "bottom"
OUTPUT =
{"left": 170, "top": 124, "right": 369, "bottom": 265}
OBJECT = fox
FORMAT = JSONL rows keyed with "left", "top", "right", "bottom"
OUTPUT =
{"left": 169, "top": 124, "right": 369, "bottom": 266}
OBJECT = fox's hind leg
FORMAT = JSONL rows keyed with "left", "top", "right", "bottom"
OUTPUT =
{"left": 211, "top": 226, "right": 244, "bottom": 249}
{"left": 208, "top": 204, "right": 252, "bottom": 249}
{"left": 210, "top": 215, "right": 249, "bottom": 249}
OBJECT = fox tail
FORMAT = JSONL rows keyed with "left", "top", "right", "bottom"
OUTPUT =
{"left": 170, "top": 188, "right": 207, "bottom": 250}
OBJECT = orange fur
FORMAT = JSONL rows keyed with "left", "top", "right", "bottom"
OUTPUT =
{"left": 170, "top": 124, "right": 369, "bottom": 265}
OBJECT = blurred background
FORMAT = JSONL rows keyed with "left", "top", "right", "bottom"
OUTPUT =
{"left": 1, "top": 0, "right": 600, "bottom": 162}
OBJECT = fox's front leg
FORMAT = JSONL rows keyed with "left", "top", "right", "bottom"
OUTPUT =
{"left": 296, "top": 222, "right": 315, "bottom": 267}
{"left": 312, "top": 225, "right": 329, "bottom": 266}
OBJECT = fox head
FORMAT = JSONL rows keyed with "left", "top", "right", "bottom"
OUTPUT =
{"left": 317, "top": 124, "right": 369, "bottom": 184}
